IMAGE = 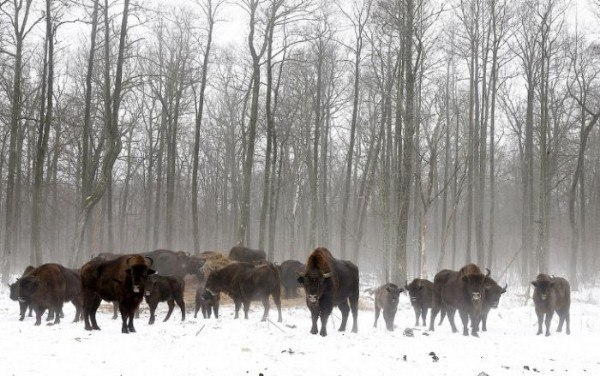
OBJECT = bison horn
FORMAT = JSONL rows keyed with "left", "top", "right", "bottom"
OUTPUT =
{"left": 322, "top": 272, "right": 332, "bottom": 278}
{"left": 145, "top": 256, "right": 154, "bottom": 267}
{"left": 485, "top": 268, "right": 491, "bottom": 277}
{"left": 503, "top": 283, "right": 508, "bottom": 292}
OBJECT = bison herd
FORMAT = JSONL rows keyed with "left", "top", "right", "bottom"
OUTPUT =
{"left": 6, "top": 246, "right": 571, "bottom": 339}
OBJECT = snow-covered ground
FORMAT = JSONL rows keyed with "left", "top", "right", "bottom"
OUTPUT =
{"left": 1, "top": 280, "right": 598, "bottom": 376}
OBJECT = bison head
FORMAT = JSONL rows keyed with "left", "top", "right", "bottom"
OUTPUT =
{"left": 406, "top": 279, "right": 424, "bottom": 302}
{"left": 461, "top": 273, "right": 488, "bottom": 305}
{"left": 384, "top": 284, "right": 403, "bottom": 306}
{"left": 144, "top": 275, "right": 159, "bottom": 297}
{"left": 126, "top": 256, "right": 156, "bottom": 293}
{"left": 9, "top": 280, "right": 20, "bottom": 301}
{"left": 484, "top": 278, "right": 507, "bottom": 308}
{"left": 17, "top": 275, "right": 39, "bottom": 303}
{"left": 531, "top": 276, "right": 554, "bottom": 301}
{"left": 297, "top": 269, "right": 332, "bottom": 305}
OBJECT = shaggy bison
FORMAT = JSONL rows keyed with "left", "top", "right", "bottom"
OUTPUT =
{"left": 429, "top": 264, "right": 489, "bottom": 337}
{"left": 532, "top": 274, "right": 570, "bottom": 336}
{"left": 194, "top": 270, "right": 220, "bottom": 319}
{"left": 373, "top": 283, "right": 403, "bottom": 331}
{"left": 17, "top": 263, "right": 76, "bottom": 326}
{"left": 279, "top": 259, "right": 305, "bottom": 298}
{"left": 228, "top": 246, "right": 266, "bottom": 263}
{"left": 297, "top": 247, "right": 359, "bottom": 336}
{"left": 203, "top": 261, "right": 282, "bottom": 322}
{"left": 80, "top": 254, "right": 155, "bottom": 333}
{"left": 405, "top": 278, "right": 434, "bottom": 327}
{"left": 9, "top": 265, "right": 36, "bottom": 320}
{"left": 144, "top": 274, "right": 185, "bottom": 325}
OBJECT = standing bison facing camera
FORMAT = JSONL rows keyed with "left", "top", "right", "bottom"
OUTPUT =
{"left": 405, "top": 278, "right": 434, "bottom": 327}
{"left": 532, "top": 274, "right": 570, "bottom": 336}
{"left": 297, "top": 247, "right": 359, "bottom": 337}
{"left": 80, "top": 254, "right": 155, "bottom": 333}
{"left": 373, "top": 283, "right": 403, "bottom": 331}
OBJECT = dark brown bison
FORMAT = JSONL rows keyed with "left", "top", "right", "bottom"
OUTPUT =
{"left": 429, "top": 264, "right": 489, "bottom": 337}
{"left": 143, "top": 249, "right": 190, "bottom": 278}
{"left": 144, "top": 274, "right": 185, "bottom": 325}
{"left": 228, "top": 246, "right": 266, "bottom": 263}
{"left": 17, "top": 263, "right": 73, "bottom": 326}
{"left": 480, "top": 276, "right": 506, "bottom": 331}
{"left": 9, "top": 265, "right": 36, "bottom": 320}
{"left": 297, "top": 247, "right": 359, "bottom": 336}
{"left": 279, "top": 259, "right": 305, "bottom": 298}
{"left": 203, "top": 261, "right": 282, "bottom": 322}
{"left": 373, "top": 283, "right": 403, "bottom": 331}
{"left": 194, "top": 270, "right": 220, "bottom": 319}
{"left": 405, "top": 278, "right": 434, "bottom": 327}
{"left": 80, "top": 254, "right": 155, "bottom": 333}
{"left": 532, "top": 274, "right": 570, "bottom": 336}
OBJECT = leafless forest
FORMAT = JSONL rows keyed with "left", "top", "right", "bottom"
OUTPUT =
{"left": 0, "top": 0, "right": 599, "bottom": 289}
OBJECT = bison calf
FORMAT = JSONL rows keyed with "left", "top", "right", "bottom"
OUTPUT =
{"left": 279, "top": 259, "right": 305, "bottom": 299}
{"left": 373, "top": 283, "right": 403, "bottom": 331}
{"left": 144, "top": 274, "right": 186, "bottom": 325}
{"left": 532, "top": 274, "right": 570, "bottom": 336}
{"left": 405, "top": 278, "right": 434, "bottom": 327}
{"left": 194, "top": 279, "right": 220, "bottom": 319}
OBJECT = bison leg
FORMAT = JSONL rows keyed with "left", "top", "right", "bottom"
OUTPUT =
{"left": 319, "top": 310, "right": 331, "bottom": 337}
{"left": 233, "top": 299, "right": 241, "bottom": 319}
{"left": 127, "top": 311, "right": 136, "bottom": 333}
{"left": 544, "top": 310, "right": 553, "bottom": 337}
{"left": 175, "top": 296, "right": 186, "bottom": 322}
{"left": 164, "top": 299, "right": 175, "bottom": 322}
{"left": 349, "top": 294, "right": 358, "bottom": 333}
{"left": 337, "top": 301, "right": 350, "bottom": 332}
{"left": 120, "top": 307, "right": 132, "bottom": 334}
{"left": 411, "top": 306, "right": 419, "bottom": 326}
{"left": 201, "top": 304, "right": 209, "bottom": 319}
{"left": 481, "top": 309, "right": 489, "bottom": 332}
{"left": 260, "top": 297, "right": 270, "bottom": 322}
{"left": 272, "top": 289, "right": 283, "bottom": 323}
{"left": 52, "top": 303, "right": 63, "bottom": 325}
{"left": 34, "top": 307, "right": 43, "bottom": 326}
{"left": 429, "top": 303, "right": 440, "bottom": 332}
{"left": 309, "top": 307, "right": 319, "bottom": 335}
{"left": 459, "top": 310, "right": 470, "bottom": 336}
{"left": 469, "top": 313, "right": 480, "bottom": 337}
{"left": 148, "top": 300, "right": 157, "bottom": 325}
{"left": 384, "top": 309, "right": 396, "bottom": 331}
{"left": 213, "top": 302, "right": 219, "bottom": 319}
{"left": 242, "top": 299, "right": 251, "bottom": 320}
{"left": 19, "top": 302, "right": 28, "bottom": 321}
{"left": 446, "top": 309, "right": 459, "bottom": 333}
{"left": 72, "top": 297, "right": 82, "bottom": 323}
{"left": 46, "top": 309, "right": 55, "bottom": 322}
{"left": 421, "top": 307, "right": 428, "bottom": 326}
{"left": 535, "top": 307, "right": 544, "bottom": 335}
{"left": 374, "top": 305, "right": 381, "bottom": 328}
{"left": 28, "top": 305, "right": 33, "bottom": 317}
{"left": 112, "top": 302, "right": 119, "bottom": 320}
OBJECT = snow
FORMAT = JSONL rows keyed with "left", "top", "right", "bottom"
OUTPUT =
{"left": 1, "top": 280, "right": 598, "bottom": 376}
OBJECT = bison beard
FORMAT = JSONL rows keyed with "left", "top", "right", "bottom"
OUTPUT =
{"left": 429, "top": 264, "right": 489, "bottom": 337}
{"left": 80, "top": 255, "right": 155, "bottom": 334}
{"left": 298, "top": 247, "right": 359, "bottom": 337}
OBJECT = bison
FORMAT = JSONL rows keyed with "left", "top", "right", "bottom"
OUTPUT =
{"left": 143, "top": 249, "right": 190, "bottom": 279}
{"left": 9, "top": 265, "right": 36, "bottom": 320}
{"left": 228, "top": 246, "right": 266, "bottom": 263}
{"left": 80, "top": 254, "right": 155, "bottom": 333}
{"left": 480, "top": 276, "right": 506, "bottom": 331}
{"left": 185, "top": 251, "right": 224, "bottom": 276}
{"left": 429, "top": 264, "right": 489, "bottom": 337}
{"left": 194, "top": 270, "right": 220, "bottom": 319}
{"left": 203, "top": 261, "right": 282, "bottom": 322}
{"left": 279, "top": 259, "right": 305, "bottom": 299}
{"left": 373, "top": 283, "right": 403, "bottom": 331}
{"left": 17, "top": 263, "right": 74, "bottom": 326}
{"left": 405, "top": 278, "right": 434, "bottom": 327}
{"left": 297, "top": 247, "right": 359, "bottom": 336}
{"left": 144, "top": 274, "right": 185, "bottom": 325}
{"left": 532, "top": 274, "right": 570, "bottom": 336}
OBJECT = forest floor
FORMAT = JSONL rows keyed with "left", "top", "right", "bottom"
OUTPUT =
{"left": 1, "top": 277, "right": 598, "bottom": 376}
